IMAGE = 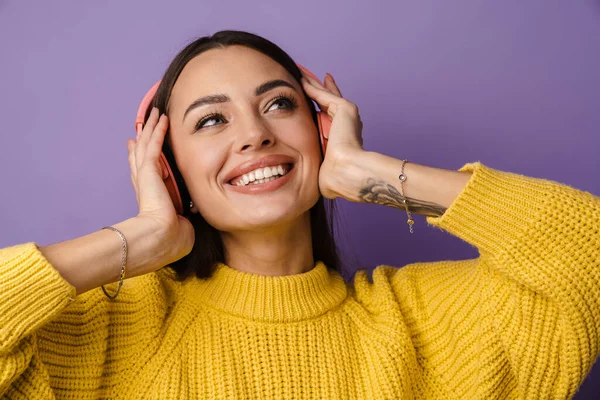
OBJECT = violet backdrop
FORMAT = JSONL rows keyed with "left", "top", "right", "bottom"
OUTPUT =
{"left": 1, "top": 0, "right": 599, "bottom": 397}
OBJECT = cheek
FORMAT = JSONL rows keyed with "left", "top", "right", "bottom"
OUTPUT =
{"left": 288, "top": 115, "right": 321, "bottom": 158}
{"left": 287, "top": 120, "right": 323, "bottom": 194}
{"left": 176, "top": 143, "right": 225, "bottom": 199}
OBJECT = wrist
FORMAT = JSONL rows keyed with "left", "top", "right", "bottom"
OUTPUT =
{"left": 110, "top": 217, "right": 172, "bottom": 277}
{"left": 134, "top": 215, "right": 195, "bottom": 267}
{"left": 331, "top": 149, "right": 375, "bottom": 203}
{"left": 349, "top": 152, "right": 471, "bottom": 216}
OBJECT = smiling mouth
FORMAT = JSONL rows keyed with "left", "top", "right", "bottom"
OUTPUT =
{"left": 227, "top": 163, "right": 295, "bottom": 186}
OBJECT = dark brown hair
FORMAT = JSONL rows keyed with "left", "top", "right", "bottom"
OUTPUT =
{"left": 144, "top": 30, "right": 343, "bottom": 281}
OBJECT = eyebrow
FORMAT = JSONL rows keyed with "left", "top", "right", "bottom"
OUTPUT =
{"left": 182, "top": 79, "right": 297, "bottom": 122}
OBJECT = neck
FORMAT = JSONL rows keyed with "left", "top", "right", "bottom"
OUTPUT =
{"left": 220, "top": 211, "right": 314, "bottom": 276}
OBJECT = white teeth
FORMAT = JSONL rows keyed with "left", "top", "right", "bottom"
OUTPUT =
{"left": 251, "top": 176, "right": 277, "bottom": 185}
{"left": 232, "top": 163, "right": 291, "bottom": 186}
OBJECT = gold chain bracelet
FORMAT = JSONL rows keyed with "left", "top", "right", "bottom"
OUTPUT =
{"left": 398, "top": 159, "right": 414, "bottom": 234}
{"left": 101, "top": 226, "right": 128, "bottom": 300}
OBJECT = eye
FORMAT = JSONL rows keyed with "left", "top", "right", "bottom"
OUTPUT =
{"left": 195, "top": 113, "right": 225, "bottom": 131}
{"left": 267, "top": 94, "right": 297, "bottom": 112}
{"left": 193, "top": 94, "right": 297, "bottom": 132}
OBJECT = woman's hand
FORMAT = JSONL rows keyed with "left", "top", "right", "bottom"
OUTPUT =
{"left": 300, "top": 70, "right": 366, "bottom": 200}
{"left": 127, "top": 108, "right": 195, "bottom": 258}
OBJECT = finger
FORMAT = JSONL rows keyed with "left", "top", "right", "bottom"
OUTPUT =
{"left": 325, "top": 73, "right": 343, "bottom": 97}
{"left": 141, "top": 107, "right": 160, "bottom": 142}
{"left": 137, "top": 107, "right": 155, "bottom": 143}
{"left": 145, "top": 114, "right": 169, "bottom": 160}
{"left": 127, "top": 139, "right": 140, "bottom": 204}
{"left": 137, "top": 107, "right": 159, "bottom": 148}
{"left": 301, "top": 77, "right": 347, "bottom": 118}
{"left": 136, "top": 107, "right": 159, "bottom": 168}
{"left": 300, "top": 70, "right": 327, "bottom": 91}
{"left": 136, "top": 120, "right": 143, "bottom": 141}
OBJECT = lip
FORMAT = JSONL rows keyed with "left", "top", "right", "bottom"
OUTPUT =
{"left": 225, "top": 164, "right": 296, "bottom": 194}
{"left": 223, "top": 154, "right": 295, "bottom": 184}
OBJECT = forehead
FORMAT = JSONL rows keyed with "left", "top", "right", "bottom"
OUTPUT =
{"left": 169, "top": 46, "right": 297, "bottom": 116}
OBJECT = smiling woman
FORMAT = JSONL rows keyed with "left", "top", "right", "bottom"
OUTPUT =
{"left": 1, "top": 29, "right": 599, "bottom": 400}
{"left": 143, "top": 30, "right": 342, "bottom": 280}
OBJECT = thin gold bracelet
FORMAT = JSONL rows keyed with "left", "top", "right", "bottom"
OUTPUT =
{"left": 398, "top": 159, "right": 414, "bottom": 234}
{"left": 101, "top": 226, "right": 128, "bottom": 300}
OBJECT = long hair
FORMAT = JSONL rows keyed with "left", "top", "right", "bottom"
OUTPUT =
{"left": 144, "top": 30, "right": 343, "bottom": 281}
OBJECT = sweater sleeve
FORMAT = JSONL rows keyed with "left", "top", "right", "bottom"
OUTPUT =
{"left": 421, "top": 162, "right": 600, "bottom": 398}
{"left": 0, "top": 242, "right": 77, "bottom": 395}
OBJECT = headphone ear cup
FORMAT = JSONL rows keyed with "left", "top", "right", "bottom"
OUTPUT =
{"left": 316, "top": 111, "right": 331, "bottom": 156}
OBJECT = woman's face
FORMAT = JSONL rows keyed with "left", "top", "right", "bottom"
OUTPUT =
{"left": 166, "top": 45, "right": 322, "bottom": 232}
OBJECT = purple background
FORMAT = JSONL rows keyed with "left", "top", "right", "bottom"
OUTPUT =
{"left": 1, "top": 0, "right": 599, "bottom": 397}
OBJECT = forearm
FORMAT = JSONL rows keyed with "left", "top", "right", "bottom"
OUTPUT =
{"left": 39, "top": 217, "right": 170, "bottom": 296}
{"left": 338, "top": 151, "right": 472, "bottom": 217}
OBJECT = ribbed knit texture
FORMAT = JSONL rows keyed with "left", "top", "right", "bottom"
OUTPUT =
{"left": 1, "top": 162, "right": 599, "bottom": 399}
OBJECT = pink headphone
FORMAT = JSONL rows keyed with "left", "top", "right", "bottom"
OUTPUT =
{"left": 134, "top": 63, "right": 331, "bottom": 215}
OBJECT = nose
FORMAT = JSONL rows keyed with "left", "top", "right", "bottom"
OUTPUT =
{"left": 234, "top": 113, "right": 276, "bottom": 153}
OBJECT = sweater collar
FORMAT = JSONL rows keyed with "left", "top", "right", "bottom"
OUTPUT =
{"left": 183, "top": 261, "right": 348, "bottom": 323}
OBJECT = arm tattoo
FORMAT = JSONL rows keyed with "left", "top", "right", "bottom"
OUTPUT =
{"left": 358, "top": 178, "right": 447, "bottom": 217}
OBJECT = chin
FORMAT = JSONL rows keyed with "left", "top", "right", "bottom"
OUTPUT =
{"left": 223, "top": 204, "right": 312, "bottom": 232}
{"left": 248, "top": 207, "right": 302, "bottom": 225}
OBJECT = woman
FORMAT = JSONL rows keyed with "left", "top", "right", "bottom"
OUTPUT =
{"left": 1, "top": 30, "right": 598, "bottom": 399}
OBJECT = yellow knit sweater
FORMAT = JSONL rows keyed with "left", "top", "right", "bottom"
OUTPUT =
{"left": 1, "top": 162, "right": 599, "bottom": 399}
